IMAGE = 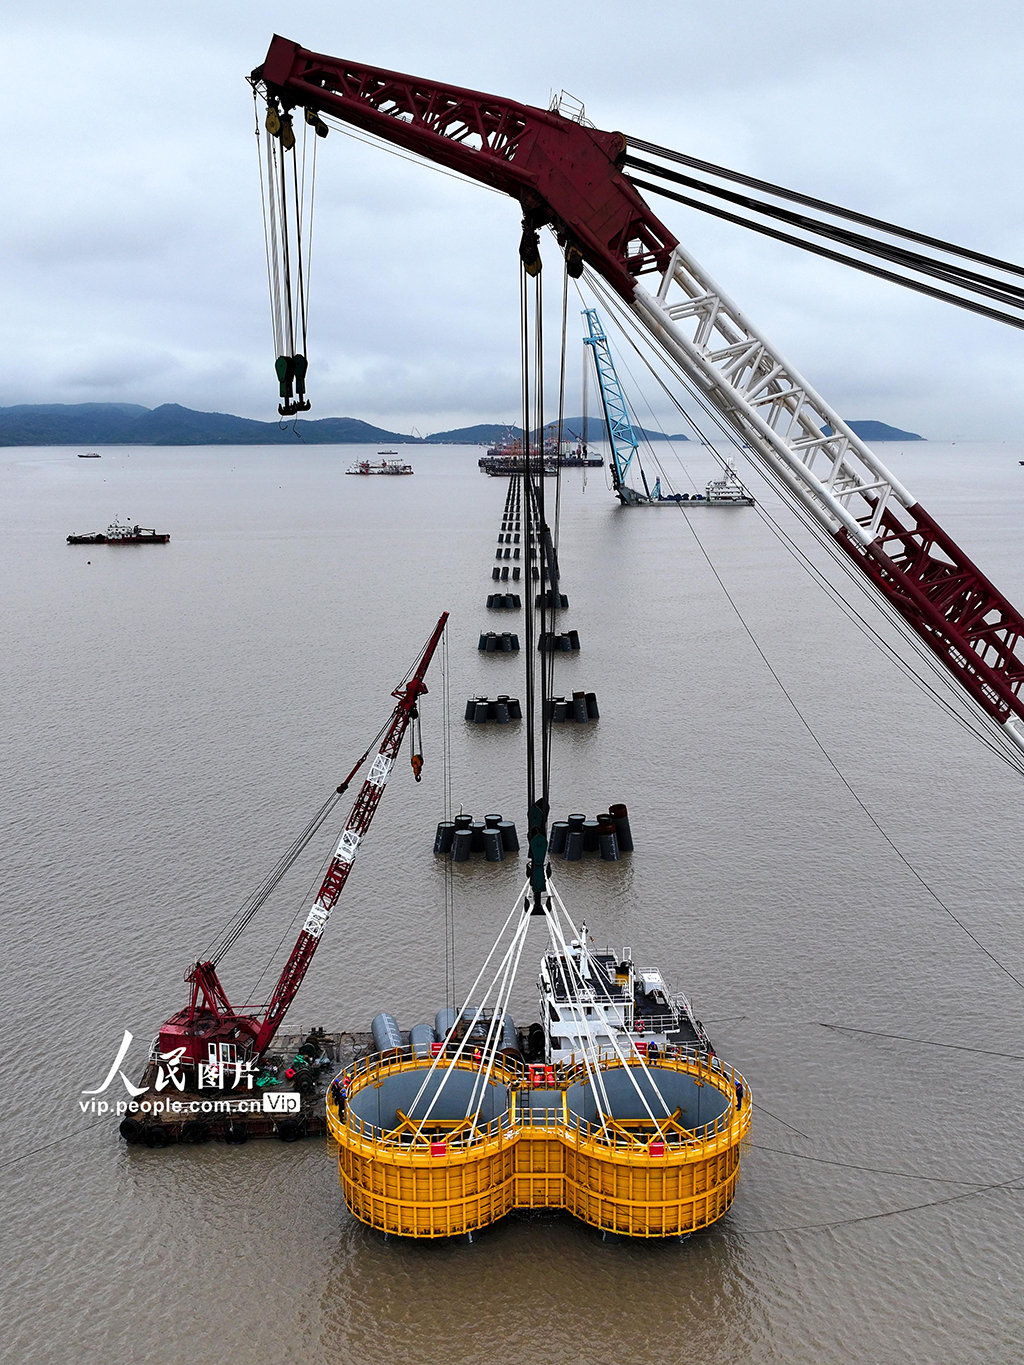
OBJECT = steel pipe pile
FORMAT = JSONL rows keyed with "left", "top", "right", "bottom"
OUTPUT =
{"left": 434, "top": 811, "right": 520, "bottom": 859}
{"left": 464, "top": 695, "right": 523, "bottom": 723}
{"left": 549, "top": 803, "right": 632, "bottom": 860}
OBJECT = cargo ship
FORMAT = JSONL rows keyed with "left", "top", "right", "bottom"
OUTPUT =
{"left": 67, "top": 519, "right": 170, "bottom": 545}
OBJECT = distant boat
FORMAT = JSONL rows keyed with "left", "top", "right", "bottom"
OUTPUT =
{"left": 67, "top": 518, "right": 170, "bottom": 545}
{"left": 78, "top": 452, "right": 101, "bottom": 458}
{"left": 347, "top": 458, "right": 414, "bottom": 475}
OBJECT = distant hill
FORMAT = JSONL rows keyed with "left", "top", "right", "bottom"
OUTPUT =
{"left": 0, "top": 402, "right": 924, "bottom": 446}
{"left": 424, "top": 416, "right": 689, "bottom": 444}
{"left": 424, "top": 423, "right": 521, "bottom": 444}
{"left": 0, "top": 403, "right": 415, "bottom": 446}
{"left": 826, "top": 420, "right": 924, "bottom": 441}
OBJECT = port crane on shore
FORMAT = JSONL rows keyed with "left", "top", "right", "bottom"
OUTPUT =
{"left": 157, "top": 612, "right": 448, "bottom": 1072}
{"left": 251, "top": 35, "right": 1024, "bottom": 758}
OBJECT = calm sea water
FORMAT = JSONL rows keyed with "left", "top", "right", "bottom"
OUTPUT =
{"left": 3, "top": 438, "right": 1024, "bottom": 1364}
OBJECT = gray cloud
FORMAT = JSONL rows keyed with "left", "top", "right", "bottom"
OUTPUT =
{"left": 4, "top": 0, "right": 1024, "bottom": 436}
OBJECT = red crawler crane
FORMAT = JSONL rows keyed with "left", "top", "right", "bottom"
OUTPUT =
{"left": 158, "top": 612, "right": 448, "bottom": 1072}
{"left": 252, "top": 36, "right": 1024, "bottom": 754}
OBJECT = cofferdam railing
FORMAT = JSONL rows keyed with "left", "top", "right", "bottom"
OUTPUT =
{"left": 326, "top": 1046, "right": 750, "bottom": 1238}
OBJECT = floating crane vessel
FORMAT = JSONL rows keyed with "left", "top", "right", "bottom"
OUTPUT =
{"left": 224, "top": 36, "right": 1024, "bottom": 1235}
{"left": 120, "top": 614, "right": 447, "bottom": 1147}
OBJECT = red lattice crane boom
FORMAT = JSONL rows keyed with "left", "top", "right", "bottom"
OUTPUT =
{"left": 253, "top": 36, "right": 1024, "bottom": 754}
{"left": 158, "top": 611, "right": 448, "bottom": 1070}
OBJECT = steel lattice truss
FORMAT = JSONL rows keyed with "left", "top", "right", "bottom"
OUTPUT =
{"left": 255, "top": 36, "right": 1024, "bottom": 752}
{"left": 582, "top": 307, "right": 643, "bottom": 503}
{"left": 631, "top": 248, "right": 1024, "bottom": 738}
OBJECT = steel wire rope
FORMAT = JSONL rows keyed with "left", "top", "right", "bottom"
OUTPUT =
{"left": 410, "top": 889, "right": 532, "bottom": 1138}
{"left": 209, "top": 703, "right": 395, "bottom": 970}
{"left": 298, "top": 117, "right": 318, "bottom": 359}
{"left": 290, "top": 120, "right": 312, "bottom": 362}
{"left": 406, "top": 886, "right": 529, "bottom": 1112}
{"left": 652, "top": 442, "right": 1024, "bottom": 995}
{"left": 242, "top": 831, "right": 341, "bottom": 1014}
{"left": 545, "top": 914, "right": 614, "bottom": 1127}
{"left": 623, "top": 135, "right": 1024, "bottom": 280}
{"left": 817, "top": 1021, "right": 1024, "bottom": 1061}
{"left": 275, "top": 133, "right": 296, "bottom": 361}
{"left": 202, "top": 790, "right": 343, "bottom": 964}
{"left": 574, "top": 275, "right": 1024, "bottom": 988}
{"left": 626, "top": 175, "right": 1024, "bottom": 333}
{"left": 319, "top": 117, "right": 508, "bottom": 197}
{"left": 466, "top": 910, "right": 534, "bottom": 1125}
{"left": 0, "top": 1118, "right": 111, "bottom": 1174}
{"left": 579, "top": 269, "right": 1024, "bottom": 778}
{"left": 624, "top": 160, "right": 1024, "bottom": 313}
{"left": 233, "top": 699, "right": 402, "bottom": 1011}
{"left": 532, "top": 269, "right": 556, "bottom": 820}
{"left": 520, "top": 267, "right": 540, "bottom": 816}
{"left": 734, "top": 1172, "right": 1024, "bottom": 1237}
{"left": 265, "top": 131, "right": 288, "bottom": 362}
{"left": 748, "top": 1143, "right": 994, "bottom": 1188}
{"left": 441, "top": 627, "right": 456, "bottom": 1013}
{"left": 535, "top": 263, "right": 572, "bottom": 811}
{"left": 255, "top": 96, "right": 284, "bottom": 361}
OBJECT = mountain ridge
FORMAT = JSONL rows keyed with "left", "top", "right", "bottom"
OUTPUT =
{"left": 0, "top": 403, "right": 925, "bottom": 446}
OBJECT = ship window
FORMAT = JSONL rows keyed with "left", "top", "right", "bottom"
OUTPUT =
{"left": 551, "top": 1037, "right": 567, "bottom": 1049}
{"left": 549, "top": 1002, "right": 559, "bottom": 1021}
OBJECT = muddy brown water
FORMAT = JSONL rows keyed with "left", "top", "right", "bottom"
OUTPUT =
{"left": 4, "top": 440, "right": 1024, "bottom": 1364}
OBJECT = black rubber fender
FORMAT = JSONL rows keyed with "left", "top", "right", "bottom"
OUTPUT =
{"left": 119, "top": 1117, "right": 145, "bottom": 1144}
{"left": 144, "top": 1126, "right": 170, "bottom": 1148}
{"left": 276, "top": 1118, "right": 306, "bottom": 1143}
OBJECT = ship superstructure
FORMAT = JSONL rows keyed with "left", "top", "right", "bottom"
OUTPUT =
{"left": 540, "top": 936, "right": 710, "bottom": 1065}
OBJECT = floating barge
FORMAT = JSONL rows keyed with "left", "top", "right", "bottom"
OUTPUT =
{"left": 67, "top": 519, "right": 170, "bottom": 545}
{"left": 327, "top": 1044, "right": 748, "bottom": 1239}
{"left": 346, "top": 457, "right": 414, "bottom": 475}
{"left": 118, "top": 1029, "right": 374, "bottom": 1147}
{"left": 325, "top": 916, "right": 750, "bottom": 1240}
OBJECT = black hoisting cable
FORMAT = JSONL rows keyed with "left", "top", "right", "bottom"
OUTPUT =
{"left": 201, "top": 716, "right": 392, "bottom": 965}
{"left": 626, "top": 175, "right": 1024, "bottom": 333}
{"left": 625, "top": 156, "right": 1024, "bottom": 311}
{"left": 624, "top": 135, "right": 1024, "bottom": 280}
{"left": 520, "top": 261, "right": 553, "bottom": 908}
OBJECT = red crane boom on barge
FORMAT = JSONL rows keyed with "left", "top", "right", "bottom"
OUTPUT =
{"left": 158, "top": 611, "right": 448, "bottom": 1072}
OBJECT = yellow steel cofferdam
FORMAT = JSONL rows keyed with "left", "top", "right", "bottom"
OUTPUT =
{"left": 327, "top": 1048, "right": 750, "bottom": 1239}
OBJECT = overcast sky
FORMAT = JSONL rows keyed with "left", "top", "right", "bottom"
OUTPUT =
{"left": 4, "top": 0, "right": 1024, "bottom": 438}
